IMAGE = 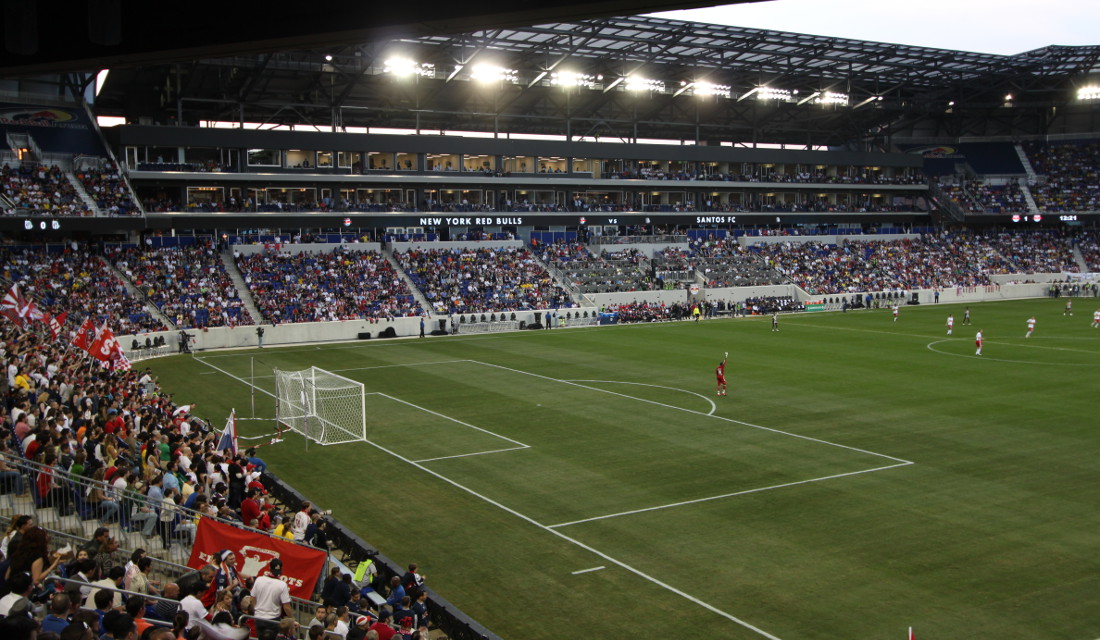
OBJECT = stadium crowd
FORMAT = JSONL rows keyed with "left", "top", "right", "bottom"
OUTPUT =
{"left": 1, "top": 164, "right": 90, "bottom": 217}
{"left": 236, "top": 247, "right": 423, "bottom": 323}
{"left": 941, "top": 179, "right": 1029, "bottom": 214}
{"left": 113, "top": 245, "right": 254, "bottom": 329}
{"left": 1026, "top": 140, "right": 1100, "bottom": 212}
{"left": 0, "top": 311, "right": 437, "bottom": 640}
{"left": 396, "top": 246, "right": 574, "bottom": 313}
{"left": 749, "top": 231, "right": 1017, "bottom": 294}
{"left": 74, "top": 161, "right": 140, "bottom": 217}
{"left": 1, "top": 246, "right": 164, "bottom": 334}
{"left": 543, "top": 243, "right": 662, "bottom": 293}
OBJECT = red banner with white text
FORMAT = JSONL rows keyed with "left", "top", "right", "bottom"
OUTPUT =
{"left": 187, "top": 518, "right": 327, "bottom": 599}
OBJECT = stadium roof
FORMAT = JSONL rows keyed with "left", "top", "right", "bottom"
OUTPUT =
{"left": 90, "top": 15, "right": 1100, "bottom": 147}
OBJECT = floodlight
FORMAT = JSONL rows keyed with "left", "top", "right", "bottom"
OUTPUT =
{"left": 625, "top": 76, "right": 665, "bottom": 92}
{"left": 324, "top": 54, "right": 333, "bottom": 62}
{"left": 551, "top": 71, "right": 598, "bottom": 89}
{"left": 471, "top": 63, "right": 518, "bottom": 83}
{"left": 383, "top": 57, "right": 434, "bottom": 78}
{"left": 694, "top": 81, "right": 731, "bottom": 98}
{"left": 1077, "top": 86, "right": 1100, "bottom": 101}
{"left": 816, "top": 91, "right": 849, "bottom": 105}
{"left": 1004, "top": 94, "right": 1013, "bottom": 101}
{"left": 756, "top": 86, "right": 792, "bottom": 101}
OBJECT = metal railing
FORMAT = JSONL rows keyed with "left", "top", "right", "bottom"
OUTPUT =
{"left": 2, "top": 515, "right": 324, "bottom": 636}
{"left": 0, "top": 449, "right": 320, "bottom": 568}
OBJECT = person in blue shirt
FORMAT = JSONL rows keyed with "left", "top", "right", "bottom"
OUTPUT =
{"left": 40, "top": 593, "right": 73, "bottom": 634}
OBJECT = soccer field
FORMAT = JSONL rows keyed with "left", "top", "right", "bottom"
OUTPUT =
{"left": 152, "top": 298, "right": 1100, "bottom": 640}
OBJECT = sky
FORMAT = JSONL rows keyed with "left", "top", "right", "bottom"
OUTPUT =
{"left": 653, "top": 0, "right": 1100, "bottom": 56}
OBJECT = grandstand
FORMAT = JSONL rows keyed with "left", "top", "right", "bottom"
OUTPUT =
{"left": 0, "top": 4, "right": 1099, "bottom": 640}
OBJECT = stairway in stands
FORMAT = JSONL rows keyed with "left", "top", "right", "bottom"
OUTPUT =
{"left": 1014, "top": 143, "right": 1042, "bottom": 213}
{"left": 0, "top": 488, "right": 192, "bottom": 567}
{"left": 221, "top": 250, "right": 265, "bottom": 325}
{"left": 66, "top": 169, "right": 101, "bottom": 215}
{"left": 381, "top": 247, "right": 435, "bottom": 316}
{"left": 105, "top": 259, "right": 176, "bottom": 329}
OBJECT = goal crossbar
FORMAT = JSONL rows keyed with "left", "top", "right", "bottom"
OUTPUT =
{"left": 274, "top": 367, "right": 366, "bottom": 445}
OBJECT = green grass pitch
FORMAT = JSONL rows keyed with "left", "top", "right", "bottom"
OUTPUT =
{"left": 151, "top": 298, "right": 1100, "bottom": 640}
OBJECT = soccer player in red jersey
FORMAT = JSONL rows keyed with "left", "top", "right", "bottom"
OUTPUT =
{"left": 716, "top": 352, "right": 728, "bottom": 396}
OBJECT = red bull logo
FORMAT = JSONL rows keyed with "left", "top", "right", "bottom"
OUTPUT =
{"left": 0, "top": 106, "right": 82, "bottom": 127}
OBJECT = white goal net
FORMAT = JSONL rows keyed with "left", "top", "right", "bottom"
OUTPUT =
{"left": 274, "top": 367, "right": 366, "bottom": 445}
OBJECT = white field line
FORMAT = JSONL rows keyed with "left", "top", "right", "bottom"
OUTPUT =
{"left": 413, "top": 446, "right": 530, "bottom": 463}
{"left": 195, "top": 353, "right": 784, "bottom": 638}
{"left": 194, "top": 357, "right": 278, "bottom": 399}
{"left": 468, "top": 360, "right": 911, "bottom": 465}
{"left": 571, "top": 566, "right": 606, "bottom": 575}
{"left": 376, "top": 392, "right": 530, "bottom": 449}
{"left": 349, "top": 431, "right": 785, "bottom": 640}
{"left": 567, "top": 379, "right": 717, "bottom": 415}
{"left": 925, "top": 339, "right": 1100, "bottom": 366}
{"left": 192, "top": 358, "right": 530, "bottom": 452}
{"left": 547, "top": 461, "right": 912, "bottom": 529}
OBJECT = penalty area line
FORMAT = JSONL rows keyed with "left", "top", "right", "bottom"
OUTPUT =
{"left": 377, "top": 393, "right": 530, "bottom": 449}
{"left": 413, "top": 446, "right": 530, "bottom": 463}
{"left": 547, "top": 461, "right": 913, "bottom": 529}
{"left": 572, "top": 566, "right": 606, "bottom": 575}
{"left": 349, "top": 434, "right": 785, "bottom": 640}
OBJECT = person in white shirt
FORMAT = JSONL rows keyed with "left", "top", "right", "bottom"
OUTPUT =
{"left": 252, "top": 559, "right": 293, "bottom": 626}
{"left": 180, "top": 581, "right": 209, "bottom": 630}
{"left": 291, "top": 502, "right": 312, "bottom": 541}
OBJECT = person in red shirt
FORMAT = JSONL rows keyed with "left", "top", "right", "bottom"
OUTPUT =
{"left": 240, "top": 488, "right": 262, "bottom": 529}
{"left": 715, "top": 352, "right": 728, "bottom": 397}
{"left": 369, "top": 610, "right": 396, "bottom": 640}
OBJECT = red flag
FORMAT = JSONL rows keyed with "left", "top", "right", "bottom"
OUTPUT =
{"left": 71, "top": 316, "right": 98, "bottom": 351}
{"left": 1, "top": 284, "right": 33, "bottom": 328}
{"left": 109, "top": 341, "right": 131, "bottom": 371}
{"left": 48, "top": 312, "right": 67, "bottom": 340}
{"left": 188, "top": 518, "right": 326, "bottom": 599}
{"left": 87, "top": 325, "right": 118, "bottom": 364}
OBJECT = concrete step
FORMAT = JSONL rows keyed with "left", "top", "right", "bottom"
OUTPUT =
{"left": 221, "top": 250, "right": 264, "bottom": 325}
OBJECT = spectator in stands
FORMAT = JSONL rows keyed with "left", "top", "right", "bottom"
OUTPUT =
{"left": 252, "top": 558, "right": 293, "bottom": 631}
{"left": 9, "top": 526, "right": 70, "bottom": 585}
{"left": 88, "top": 565, "right": 126, "bottom": 609}
{"left": 179, "top": 580, "right": 208, "bottom": 630}
{"left": 42, "top": 592, "right": 73, "bottom": 633}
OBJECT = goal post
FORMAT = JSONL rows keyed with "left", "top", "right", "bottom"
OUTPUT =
{"left": 274, "top": 367, "right": 366, "bottom": 445}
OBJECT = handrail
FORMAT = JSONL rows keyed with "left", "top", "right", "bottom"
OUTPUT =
{"left": 0, "top": 449, "right": 308, "bottom": 548}
{"left": 46, "top": 573, "right": 183, "bottom": 611}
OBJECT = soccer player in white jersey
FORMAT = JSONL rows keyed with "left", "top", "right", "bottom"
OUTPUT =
{"left": 1025, "top": 316, "right": 1036, "bottom": 338}
{"left": 975, "top": 329, "right": 983, "bottom": 356}
{"left": 892, "top": 304, "right": 899, "bottom": 322}
{"left": 946, "top": 314, "right": 954, "bottom": 335}
{"left": 1092, "top": 309, "right": 1099, "bottom": 328}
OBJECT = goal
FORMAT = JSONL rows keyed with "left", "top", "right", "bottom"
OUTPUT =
{"left": 274, "top": 367, "right": 366, "bottom": 445}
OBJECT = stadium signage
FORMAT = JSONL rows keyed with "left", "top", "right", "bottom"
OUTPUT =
{"left": 419, "top": 216, "right": 524, "bottom": 225}
{"left": 695, "top": 216, "right": 736, "bottom": 224}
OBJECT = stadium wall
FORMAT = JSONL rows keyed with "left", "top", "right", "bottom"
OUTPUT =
{"left": 118, "top": 282, "right": 1056, "bottom": 355}
{"left": 120, "top": 309, "right": 600, "bottom": 353}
